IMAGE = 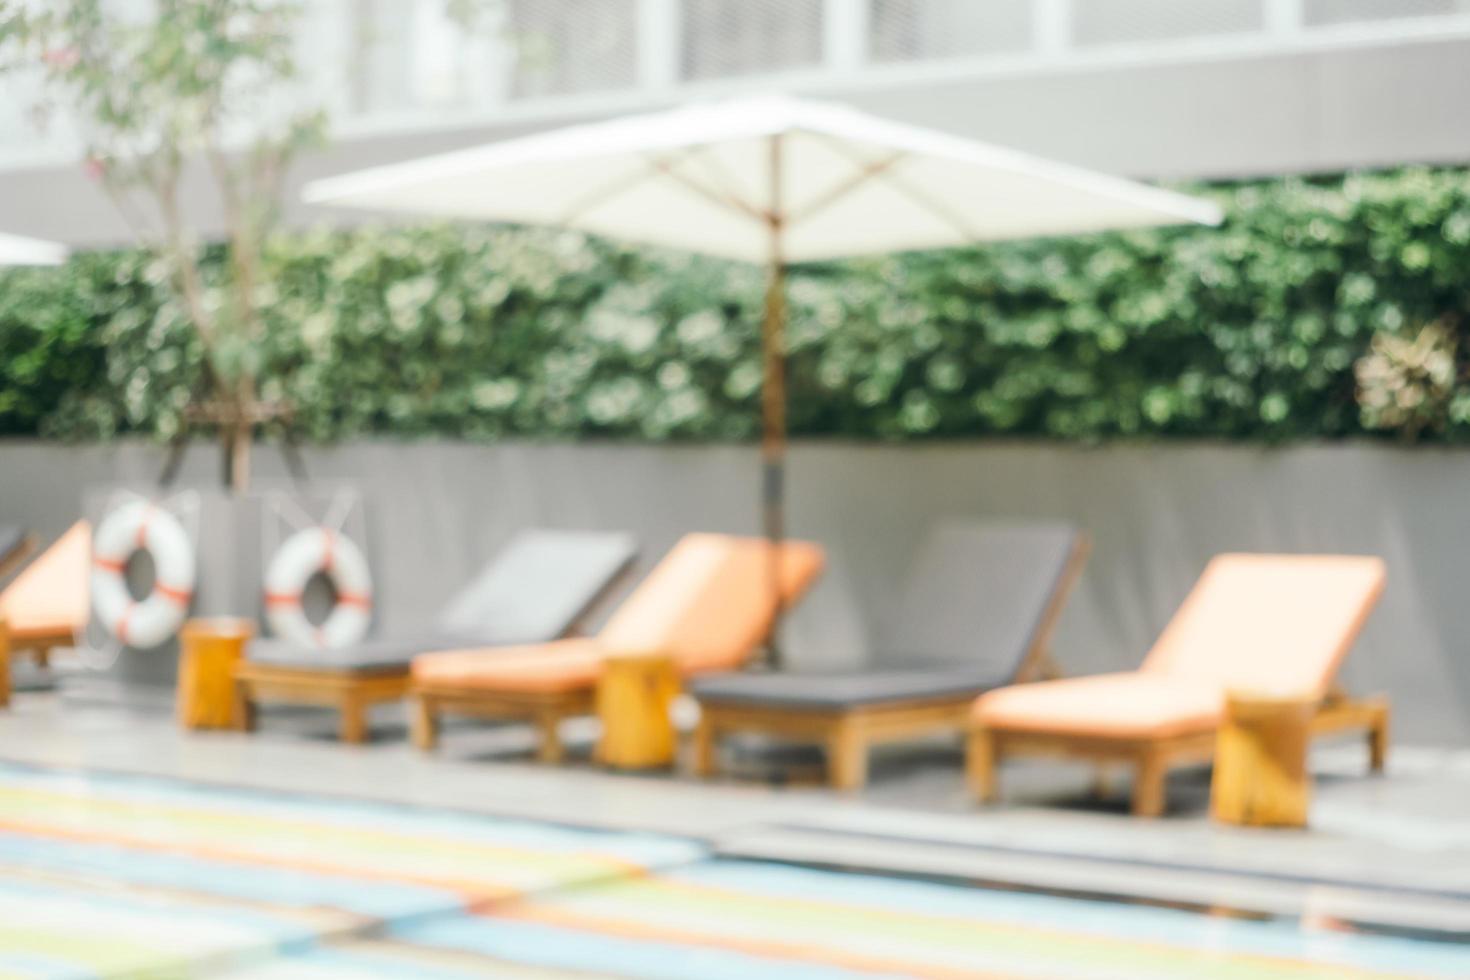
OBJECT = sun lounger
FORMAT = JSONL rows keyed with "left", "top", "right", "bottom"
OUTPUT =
{"left": 969, "top": 554, "right": 1389, "bottom": 817}
{"left": 688, "top": 522, "right": 1087, "bottom": 789}
{"left": 0, "top": 521, "right": 91, "bottom": 704}
{"left": 410, "top": 532, "right": 826, "bottom": 762}
{"left": 234, "top": 528, "right": 638, "bottom": 742}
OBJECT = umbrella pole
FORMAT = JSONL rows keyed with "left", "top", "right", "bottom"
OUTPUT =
{"left": 761, "top": 253, "right": 787, "bottom": 669}
{"left": 760, "top": 133, "right": 788, "bottom": 669}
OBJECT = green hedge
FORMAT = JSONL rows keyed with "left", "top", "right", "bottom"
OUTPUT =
{"left": 4, "top": 166, "right": 1470, "bottom": 444}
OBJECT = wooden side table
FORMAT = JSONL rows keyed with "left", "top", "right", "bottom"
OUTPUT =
{"left": 178, "top": 618, "right": 254, "bottom": 730}
{"left": 1211, "top": 690, "right": 1315, "bottom": 828}
{"left": 596, "top": 651, "right": 679, "bottom": 769}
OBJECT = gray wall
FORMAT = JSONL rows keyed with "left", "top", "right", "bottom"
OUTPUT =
{"left": 2, "top": 438, "right": 1467, "bottom": 743}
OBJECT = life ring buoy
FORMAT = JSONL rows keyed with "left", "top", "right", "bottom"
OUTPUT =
{"left": 91, "top": 500, "right": 196, "bottom": 648}
{"left": 264, "top": 527, "right": 373, "bottom": 649}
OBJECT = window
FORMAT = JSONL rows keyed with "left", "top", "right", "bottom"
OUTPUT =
{"left": 1072, "top": 0, "right": 1264, "bottom": 47}
{"left": 681, "top": 0, "right": 825, "bottom": 81}
{"left": 1304, "top": 0, "right": 1470, "bottom": 27}
{"left": 510, "top": 0, "right": 640, "bottom": 99}
{"left": 870, "top": 0, "right": 1035, "bottom": 62}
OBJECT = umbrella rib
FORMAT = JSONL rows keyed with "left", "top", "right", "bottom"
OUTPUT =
{"left": 785, "top": 148, "right": 907, "bottom": 227}
{"left": 681, "top": 144, "right": 767, "bottom": 216}
{"left": 558, "top": 149, "right": 766, "bottom": 227}
{"left": 811, "top": 132, "right": 983, "bottom": 243}
{"left": 649, "top": 152, "right": 769, "bottom": 223}
{"left": 872, "top": 166, "right": 985, "bottom": 243}
{"left": 558, "top": 160, "right": 673, "bottom": 226}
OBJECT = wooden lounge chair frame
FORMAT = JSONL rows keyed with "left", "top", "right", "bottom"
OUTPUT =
{"left": 695, "top": 535, "right": 1090, "bottom": 791}
{"left": 967, "top": 686, "right": 1390, "bottom": 818}
{"left": 1, "top": 623, "right": 72, "bottom": 705}
{"left": 0, "top": 531, "right": 70, "bottom": 706}
{"left": 410, "top": 686, "right": 594, "bottom": 762}
{"left": 233, "top": 663, "right": 412, "bottom": 744}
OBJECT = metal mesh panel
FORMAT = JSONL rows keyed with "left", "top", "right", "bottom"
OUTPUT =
{"left": 1304, "top": 0, "right": 1470, "bottom": 26}
{"left": 1072, "top": 0, "right": 1265, "bottom": 47}
{"left": 870, "top": 0, "right": 1035, "bottom": 62}
{"left": 510, "top": 0, "right": 639, "bottom": 99}
{"left": 681, "top": 0, "right": 825, "bottom": 81}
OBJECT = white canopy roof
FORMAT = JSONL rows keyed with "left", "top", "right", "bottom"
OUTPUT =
{"left": 304, "top": 94, "right": 1223, "bottom": 266}
{"left": 0, "top": 231, "right": 67, "bottom": 267}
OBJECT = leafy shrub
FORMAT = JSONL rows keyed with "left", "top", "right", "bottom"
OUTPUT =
{"left": 3, "top": 166, "right": 1470, "bottom": 445}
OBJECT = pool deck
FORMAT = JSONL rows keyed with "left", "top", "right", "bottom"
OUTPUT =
{"left": 2, "top": 689, "right": 1468, "bottom": 941}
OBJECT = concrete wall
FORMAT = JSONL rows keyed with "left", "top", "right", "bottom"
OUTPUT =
{"left": 2, "top": 438, "right": 1468, "bottom": 743}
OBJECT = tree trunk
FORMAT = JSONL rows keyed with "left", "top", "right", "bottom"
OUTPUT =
{"left": 221, "top": 421, "right": 252, "bottom": 494}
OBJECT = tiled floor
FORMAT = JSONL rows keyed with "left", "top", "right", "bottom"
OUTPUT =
{"left": 1, "top": 692, "right": 1468, "bottom": 977}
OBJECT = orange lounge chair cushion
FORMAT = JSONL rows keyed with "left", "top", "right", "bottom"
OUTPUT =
{"left": 0, "top": 521, "right": 90, "bottom": 641}
{"left": 974, "top": 673, "right": 1224, "bottom": 740}
{"left": 412, "top": 533, "right": 826, "bottom": 694}
{"left": 598, "top": 533, "right": 825, "bottom": 674}
{"left": 415, "top": 638, "right": 604, "bottom": 694}
{"left": 1141, "top": 554, "right": 1386, "bottom": 698}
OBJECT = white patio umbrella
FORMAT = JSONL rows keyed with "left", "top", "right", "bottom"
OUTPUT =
{"left": 0, "top": 231, "right": 67, "bottom": 266}
{"left": 305, "top": 94, "right": 1222, "bottom": 650}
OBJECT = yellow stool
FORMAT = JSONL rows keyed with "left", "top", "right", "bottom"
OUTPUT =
{"left": 1211, "top": 690, "right": 1315, "bottom": 828}
{"left": 178, "top": 618, "right": 254, "bottom": 730}
{"left": 596, "top": 651, "right": 679, "bottom": 769}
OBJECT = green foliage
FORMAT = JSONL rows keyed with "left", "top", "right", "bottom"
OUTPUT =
{"left": 4, "top": 166, "right": 1470, "bottom": 445}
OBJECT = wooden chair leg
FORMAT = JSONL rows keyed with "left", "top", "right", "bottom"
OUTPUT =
{"left": 1132, "top": 750, "right": 1168, "bottom": 818}
{"left": 339, "top": 694, "right": 369, "bottom": 745}
{"left": 410, "top": 695, "right": 438, "bottom": 751}
{"left": 966, "top": 729, "right": 998, "bottom": 802}
{"left": 1369, "top": 705, "right": 1390, "bottom": 773}
{"left": 827, "top": 718, "right": 868, "bottom": 791}
{"left": 693, "top": 714, "right": 718, "bottom": 777}
{"left": 232, "top": 682, "right": 256, "bottom": 732}
{"left": 1091, "top": 766, "right": 1112, "bottom": 800}
{"left": 34, "top": 646, "right": 49, "bottom": 670}
{"left": 536, "top": 711, "right": 564, "bottom": 764}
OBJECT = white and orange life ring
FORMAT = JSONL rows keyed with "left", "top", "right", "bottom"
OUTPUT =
{"left": 264, "top": 527, "right": 373, "bottom": 649}
{"left": 91, "top": 500, "right": 196, "bottom": 649}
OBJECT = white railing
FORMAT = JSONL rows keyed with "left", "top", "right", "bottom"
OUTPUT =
{"left": 3, "top": 0, "right": 1469, "bottom": 167}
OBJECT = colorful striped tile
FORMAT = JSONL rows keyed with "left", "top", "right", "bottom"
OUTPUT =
{"left": 379, "top": 862, "right": 1470, "bottom": 980}
{"left": 1, "top": 761, "right": 1466, "bottom": 979}
{"left": 0, "top": 762, "right": 702, "bottom": 979}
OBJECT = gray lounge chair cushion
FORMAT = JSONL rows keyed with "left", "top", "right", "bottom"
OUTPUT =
{"left": 247, "top": 630, "right": 496, "bottom": 674}
{"left": 690, "top": 521, "right": 1080, "bottom": 709}
{"left": 687, "top": 663, "right": 1011, "bottom": 709}
{"left": 249, "top": 528, "right": 637, "bottom": 672}
{"left": 434, "top": 528, "right": 637, "bottom": 641}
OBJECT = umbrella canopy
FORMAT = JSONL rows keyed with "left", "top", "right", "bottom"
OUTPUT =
{"left": 305, "top": 93, "right": 1222, "bottom": 659}
{"left": 305, "top": 94, "right": 1221, "bottom": 264}
{"left": 0, "top": 231, "right": 67, "bottom": 267}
